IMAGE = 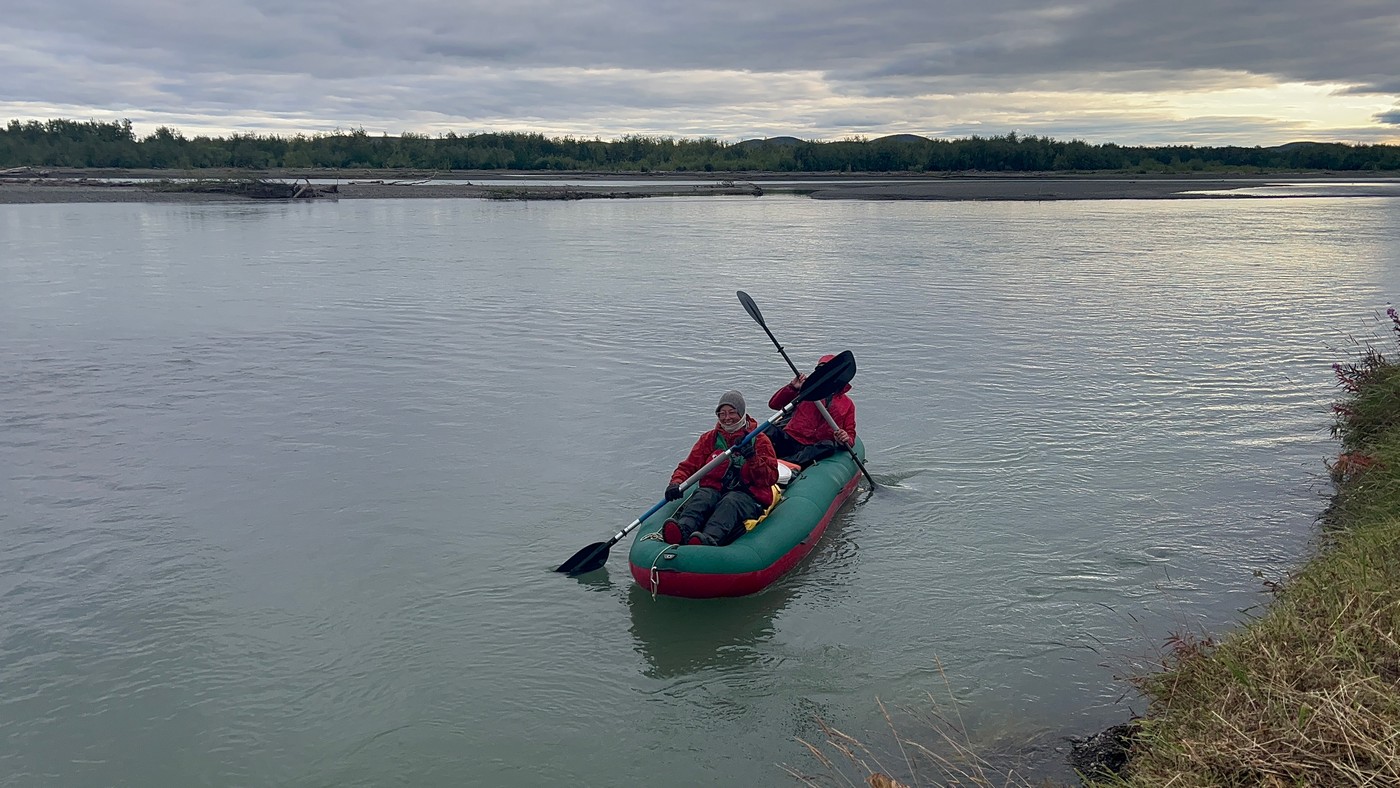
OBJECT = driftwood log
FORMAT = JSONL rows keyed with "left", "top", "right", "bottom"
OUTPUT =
{"left": 144, "top": 177, "right": 336, "bottom": 199}
{"left": 1, "top": 166, "right": 52, "bottom": 177}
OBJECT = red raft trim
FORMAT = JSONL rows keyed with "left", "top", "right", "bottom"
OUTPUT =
{"left": 628, "top": 473, "right": 861, "bottom": 598}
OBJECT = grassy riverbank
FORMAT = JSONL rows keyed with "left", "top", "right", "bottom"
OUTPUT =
{"left": 1096, "top": 308, "right": 1400, "bottom": 786}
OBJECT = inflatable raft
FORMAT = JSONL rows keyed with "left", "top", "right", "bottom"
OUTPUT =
{"left": 627, "top": 437, "right": 865, "bottom": 598}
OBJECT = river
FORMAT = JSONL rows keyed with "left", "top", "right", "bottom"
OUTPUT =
{"left": 3, "top": 193, "right": 1398, "bottom": 785}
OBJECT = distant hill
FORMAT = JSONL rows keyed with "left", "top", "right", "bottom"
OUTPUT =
{"left": 736, "top": 133, "right": 932, "bottom": 148}
{"left": 734, "top": 136, "right": 805, "bottom": 149}
{"left": 872, "top": 134, "right": 931, "bottom": 144}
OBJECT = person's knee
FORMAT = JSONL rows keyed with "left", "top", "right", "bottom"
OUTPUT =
{"left": 700, "top": 517, "right": 742, "bottom": 546}
{"left": 715, "top": 493, "right": 754, "bottom": 516}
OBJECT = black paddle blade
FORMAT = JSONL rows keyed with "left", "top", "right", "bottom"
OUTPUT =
{"left": 798, "top": 350, "right": 856, "bottom": 401}
{"left": 737, "top": 290, "right": 766, "bottom": 327}
{"left": 556, "top": 541, "right": 610, "bottom": 575}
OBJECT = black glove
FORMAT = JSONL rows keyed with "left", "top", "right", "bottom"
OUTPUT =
{"left": 731, "top": 440, "right": 754, "bottom": 460}
{"left": 664, "top": 484, "right": 683, "bottom": 501}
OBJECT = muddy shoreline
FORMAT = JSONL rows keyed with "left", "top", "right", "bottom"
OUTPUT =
{"left": 2, "top": 169, "right": 1398, "bottom": 204}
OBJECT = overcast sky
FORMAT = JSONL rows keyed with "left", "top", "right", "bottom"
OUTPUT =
{"left": 5, "top": 0, "right": 1399, "bottom": 145}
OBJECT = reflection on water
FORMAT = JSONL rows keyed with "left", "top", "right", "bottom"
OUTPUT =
{"left": 1181, "top": 181, "right": 1400, "bottom": 198}
{"left": 626, "top": 583, "right": 796, "bottom": 680}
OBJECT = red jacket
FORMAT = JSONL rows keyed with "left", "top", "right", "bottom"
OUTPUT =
{"left": 768, "top": 383, "right": 856, "bottom": 446}
{"left": 669, "top": 416, "right": 777, "bottom": 507}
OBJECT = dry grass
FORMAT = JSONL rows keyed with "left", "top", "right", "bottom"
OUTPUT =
{"left": 1094, "top": 310, "right": 1400, "bottom": 787}
{"left": 1114, "top": 533, "right": 1400, "bottom": 786}
{"left": 784, "top": 660, "right": 1046, "bottom": 788}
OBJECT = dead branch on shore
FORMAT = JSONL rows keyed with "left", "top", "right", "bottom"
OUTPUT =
{"left": 143, "top": 177, "right": 337, "bottom": 199}
{"left": 1, "top": 166, "right": 52, "bottom": 178}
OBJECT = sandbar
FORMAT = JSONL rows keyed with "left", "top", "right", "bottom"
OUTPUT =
{"left": 1, "top": 170, "right": 1397, "bottom": 204}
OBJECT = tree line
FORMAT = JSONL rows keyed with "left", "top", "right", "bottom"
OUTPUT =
{"left": 4, "top": 118, "right": 1399, "bottom": 173}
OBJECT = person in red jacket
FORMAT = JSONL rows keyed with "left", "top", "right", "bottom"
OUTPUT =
{"left": 661, "top": 390, "right": 778, "bottom": 546}
{"left": 767, "top": 354, "right": 856, "bottom": 467}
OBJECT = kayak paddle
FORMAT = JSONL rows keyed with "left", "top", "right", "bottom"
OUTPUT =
{"left": 736, "top": 290, "right": 876, "bottom": 489}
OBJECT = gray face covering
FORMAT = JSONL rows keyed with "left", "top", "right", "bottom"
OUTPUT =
{"left": 717, "top": 414, "right": 748, "bottom": 435}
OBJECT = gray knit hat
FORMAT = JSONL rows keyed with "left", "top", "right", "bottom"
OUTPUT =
{"left": 716, "top": 390, "right": 746, "bottom": 419}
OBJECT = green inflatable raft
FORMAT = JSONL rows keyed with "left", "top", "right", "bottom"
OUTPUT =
{"left": 628, "top": 437, "right": 865, "bottom": 598}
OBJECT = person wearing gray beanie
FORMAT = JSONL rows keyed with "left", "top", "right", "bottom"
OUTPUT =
{"left": 715, "top": 390, "right": 746, "bottom": 430}
{"left": 659, "top": 390, "right": 777, "bottom": 547}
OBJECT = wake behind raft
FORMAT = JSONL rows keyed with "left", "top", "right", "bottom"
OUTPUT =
{"left": 628, "top": 439, "right": 865, "bottom": 598}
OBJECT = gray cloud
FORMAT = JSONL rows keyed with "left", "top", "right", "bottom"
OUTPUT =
{"left": 2, "top": 0, "right": 1398, "bottom": 143}
{"left": 839, "top": 2, "right": 1400, "bottom": 113}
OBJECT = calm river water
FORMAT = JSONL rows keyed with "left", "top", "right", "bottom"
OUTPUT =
{"left": 3, "top": 193, "right": 1399, "bottom": 786}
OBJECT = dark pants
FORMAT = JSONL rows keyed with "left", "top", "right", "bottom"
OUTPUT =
{"left": 670, "top": 486, "right": 763, "bottom": 546}
{"left": 770, "top": 429, "right": 843, "bottom": 467}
